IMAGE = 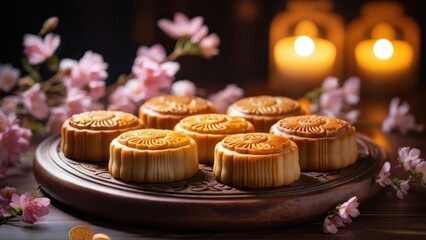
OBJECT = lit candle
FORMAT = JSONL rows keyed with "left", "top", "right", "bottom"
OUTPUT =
{"left": 354, "top": 23, "right": 414, "bottom": 82}
{"left": 274, "top": 20, "right": 336, "bottom": 80}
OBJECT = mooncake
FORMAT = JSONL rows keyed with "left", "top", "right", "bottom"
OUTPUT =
{"left": 109, "top": 129, "right": 199, "bottom": 183}
{"left": 174, "top": 113, "right": 255, "bottom": 164}
{"left": 138, "top": 95, "right": 217, "bottom": 130}
{"left": 270, "top": 115, "right": 357, "bottom": 171}
{"left": 213, "top": 132, "right": 300, "bottom": 188}
{"left": 226, "top": 95, "right": 304, "bottom": 132}
{"left": 61, "top": 110, "right": 144, "bottom": 162}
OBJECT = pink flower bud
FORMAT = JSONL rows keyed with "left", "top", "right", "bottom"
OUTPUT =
{"left": 41, "top": 16, "right": 59, "bottom": 34}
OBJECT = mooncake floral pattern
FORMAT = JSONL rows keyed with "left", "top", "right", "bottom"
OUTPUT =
{"left": 117, "top": 129, "right": 191, "bottom": 150}
{"left": 232, "top": 96, "right": 302, "bottom": 116}
{"left": 221, "top": 132, "right": 290, "bottom": 154}
{"left": 179, "top": 114, "right": 254, "bottom": 134}
{"left": 143, "top": 95, "right": 213, "bottom": 115}
{"left": 277, "top": 115, "right": 349, "bottom": 138}
{"left": 69, "top": 110, "right": 140, "bottom": 130}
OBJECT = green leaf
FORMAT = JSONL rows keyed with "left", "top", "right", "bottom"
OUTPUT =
{"left": 304, "top": 88, "right": 322, "bottom": 103}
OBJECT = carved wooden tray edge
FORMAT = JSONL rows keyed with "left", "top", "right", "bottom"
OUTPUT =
{"left": 33, "top": 133, "right": 385, "bottom": 231}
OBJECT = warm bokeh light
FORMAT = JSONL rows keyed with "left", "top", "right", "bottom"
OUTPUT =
{"left": 294, "top": 36, "right": 315, "bottom": 57}
{"left": 274, "top": 36, "right": 336, "bottom": 78}
{"left": 346, "top": 1, "right": 420, "bottom": 93}
{"left": 373, "top": 39, "right": 394, "bottom": 60}
{"left": 269, "top": 0, "right": 344, "bottom": 97}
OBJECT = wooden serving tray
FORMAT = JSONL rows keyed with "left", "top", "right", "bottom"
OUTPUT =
{"left": 34, "top": 134, "right": 385, "bottom": 231}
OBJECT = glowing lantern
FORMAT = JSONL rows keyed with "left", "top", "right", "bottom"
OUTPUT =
{"left": 269, "top": 0, "right": 344, "bottom": 98}
{"left": 347, "top": 2, "right": 420, "bottom": 95}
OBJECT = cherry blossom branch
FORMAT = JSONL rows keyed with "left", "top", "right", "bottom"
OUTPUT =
{"left": 322, "top": 196, "right": 360, "bottom": 234}
{"left": 165, "top": 48, "right": 184, "bottom": 62}
{"left": 376, "top": 147, "right": 426, "bottom": 199}
{"left": 107, "top": 12, "right": 221, "bottom": 113}
{"left": 0, "top": 185, "right": 50, "bottom": 225}
{"left": 301, "top": 76, "right": 360, "bottom": 124}
{"left": 41, "top": 71, "right": 64, "bottom": 93}
{"left": 382, "top": 97, "right": 423, "bottom": 134}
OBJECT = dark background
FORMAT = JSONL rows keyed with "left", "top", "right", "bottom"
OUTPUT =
{"left": 0, "top": 0, "right": 424, "bottom": 93}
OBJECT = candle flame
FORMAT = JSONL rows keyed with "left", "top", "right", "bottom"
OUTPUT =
{"left": 373, "top": 39, "right": 394, "bottom": 60}
{"left": 294, "top": 35, "right": 315, "bottom": 57}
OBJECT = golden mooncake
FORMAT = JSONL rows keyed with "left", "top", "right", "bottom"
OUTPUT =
{"left": 138, "top": 95, "right": 217, "bottom": 130}
{"left": 174, "top": 114, "right": 255, "bottom": 164}
{"left": 226, "top": 95, "right": 304, "bottom": 132}
{"left": 109, "top": 129, "right": 199, "bottom": 183}
{"left": 270, "top": 115, "right": 357, "bottom": 171}
{"left": 61, "top": 110, "right": 144, "bottom": 162}
{"left": 213, "top": 132, "right": 300, "bottom": 188}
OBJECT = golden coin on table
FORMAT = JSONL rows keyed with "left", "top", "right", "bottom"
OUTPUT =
{"left": 68, "top": 226, "right": 95, "bottom": 240}
{"left": 92, "top": 233, "right": 111, "bottom": 240}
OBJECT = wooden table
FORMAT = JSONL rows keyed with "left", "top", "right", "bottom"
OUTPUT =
{"left": 1, "top": 86, "right": 426, "bottom": 239}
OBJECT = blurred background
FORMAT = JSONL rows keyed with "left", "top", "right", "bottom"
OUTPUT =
{"left": 0, "top": 0, "right": 424, "bottom": 96}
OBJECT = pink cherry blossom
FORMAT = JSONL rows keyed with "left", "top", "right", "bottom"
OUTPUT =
{"left": 22, "top": 83, "right": 49, "bottom": 120}
{"left": 199, "top": 33, "right": 220, "bottom": 59}
{"left": 88, "top": 80, "right": 106, "bottom": 100}
{"left": 171, "top": 80, "right": 196, "bottom": 97}
{"left": 341, "top": 76, "right": 360, "bottom": 105}
{"left": 61, "top": 51, "right": 108, "bottom": 96}
{"left": 338, "top": 196, "right": 360, "bottom": 220}
{"left": 332, "top": 215, "right": 348, "bottom": 227}
{"left": 122, "top": 78, "right": 147, "bottom": 103}
{"left": 133, "top": 57, "right": 165, "bottom": 79}
{"left": 132, "top": 56, "right": 179, "bottom": 100}
{"left": 107, "top": 86, "right": 136, "bottom": 114}
{"left": 46, "top": 106, "right": 69, "bottom": 134}
{"left": 191, "top": 25, "right": 208, "bottom": 43}
{"left": 0, "top": 96, "right": 20, "bottom": 114}
{"left": 0, "top": 64, "right": 20, "bottom": 92}
{"left": 415, "top": 161, "right": 426, "bottom": 184}
{"left": 158, "top": 12, "right": 205, "bottom": 39}
{"left": 382, "top": 97, "right": 423, "bottom": 134}
{"left": 208, "top": 84, "right": 244, "bottom": 113}
{"left": 398, "top": 147, "right": 422, "bottom": 171}
{"left": 0, "top": 186, "right": 16, "bottom": 212}
{"left": 323, "top": 216, "right": 339, "bottom": 234}
{"left": 321, "top": 76, "right": 360, "bottom": 105}
{"left": 133, "top": 56, "right": 179, "bottom": 80}
{"left": 323, "top": 214, "right": 351, "bottom": 234}
{"left": 138, "top": 76, "right": 171, "bottom": 100}
{"left": 376, "top": 162, "right": 391, "bottom": 187}
{"left": 317, "top": 91, "right": 360, "bottom": 124}
{"left": 319, "top": 91, "right": 344, "bottom": 116}
{"left": 59, "top": 58, "right": 76, "bottom": 74}
{"left": 22, "top": 197, "right": 50, "bottom": 224}
{"left": 0, "top": 186, "right": 16, "bottom": 204}
{"left": 65, "top": 88, "right": 92, "bottom": 115}
{"left": 23, "top": 33, "right": 60, "bottom": 65}
{"left": 311, "top": 76, "right": 361, "bottom": 124}
{"left": 396, "top": 180, "right": 410, "bottom": 199}
{"left": 137, "top": 44, "right": 166, "bottom": 63}
{"left": 10, "top": 192, "right": 50, "bottom": 224}
{"left": 321, "top": 76, "right": 339, "bottom": 92}
{"left": 0, "top": 111, "right": 32, "bottom": 178}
